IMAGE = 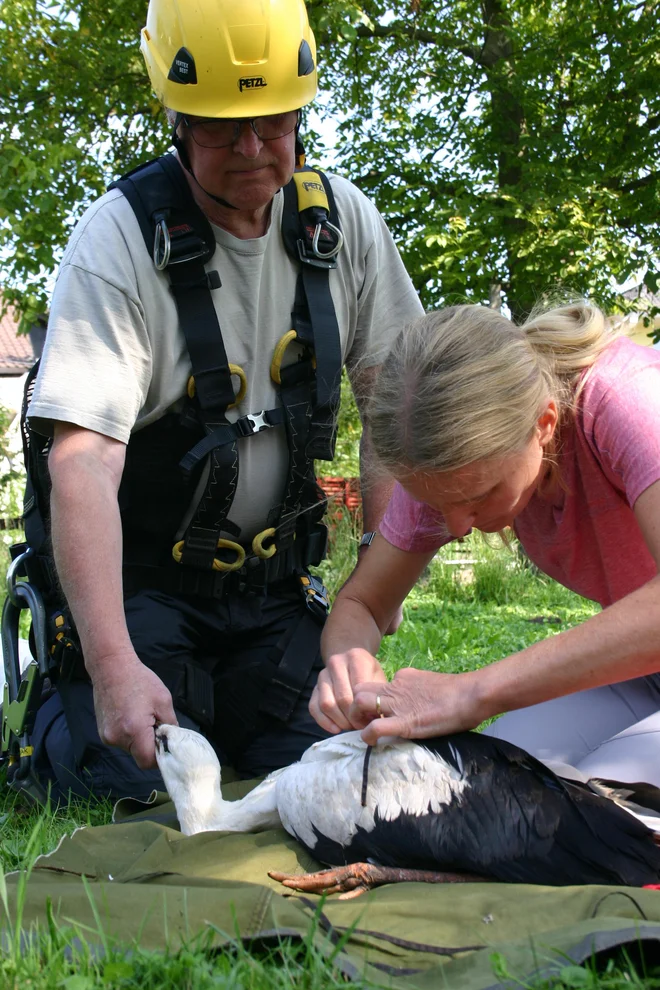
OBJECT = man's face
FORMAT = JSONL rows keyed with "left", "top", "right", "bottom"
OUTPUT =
{"left": 181, "top": 115, "right": 297, "bottom": 213}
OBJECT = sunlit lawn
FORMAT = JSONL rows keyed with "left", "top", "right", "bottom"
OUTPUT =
{"left": 3, "top": 531, "right": 658, "bottom": 989}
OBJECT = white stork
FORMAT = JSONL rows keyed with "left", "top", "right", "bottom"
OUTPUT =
{"left": 154, "top": 723, "right": 660, "bottom": 898}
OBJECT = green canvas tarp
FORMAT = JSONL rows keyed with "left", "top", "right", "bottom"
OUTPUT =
{"left": 3, "top": 786, "right": 660, "bottom": 989}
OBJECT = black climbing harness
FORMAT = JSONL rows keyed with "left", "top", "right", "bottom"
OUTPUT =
{"left": 111, "top": 153, "right": 343, "bottom": 595}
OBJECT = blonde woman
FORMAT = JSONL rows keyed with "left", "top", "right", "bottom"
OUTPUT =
{"left": 311, "top": 302, "right": 660, "bottom": 786}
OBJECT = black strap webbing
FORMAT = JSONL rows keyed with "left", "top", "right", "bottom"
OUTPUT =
{"left": 167, "top": 262, "right": 236, "bottom": 415}
{"left": 179, "top": 407, "right": 286, "bottom": 477}
{"left": 260, "top": 608, "right": 325, "bottom": 722}
{"left": 282, "top": 169, "right": 343, "bottom": 461}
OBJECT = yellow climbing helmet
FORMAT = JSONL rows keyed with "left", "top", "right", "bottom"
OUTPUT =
{"left": 141, "top": 0, "right": 318, "bottom": 119}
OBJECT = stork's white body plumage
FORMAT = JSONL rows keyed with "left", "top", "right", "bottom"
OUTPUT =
{"left": 272, "top": 731, "right": 468, "bottom": 850}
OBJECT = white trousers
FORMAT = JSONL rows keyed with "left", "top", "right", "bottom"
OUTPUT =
{"left": 483, "top": 674, "right": 660, "bottom": 787}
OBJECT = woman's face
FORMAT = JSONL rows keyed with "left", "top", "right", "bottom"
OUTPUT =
{"left": 399, "top": 407, "right": 557, "bottom": 539}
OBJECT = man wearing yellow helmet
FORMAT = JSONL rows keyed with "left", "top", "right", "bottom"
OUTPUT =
{"left": 24, "top": 0, "right": 423, "bottom": 801}
{"left": 143, "top": 0, "right": 317, "bottom": 218}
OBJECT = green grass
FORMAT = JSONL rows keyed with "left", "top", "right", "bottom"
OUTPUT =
{"left": 0, "top": 788, "right": 112, "bottom": 873}
{"left": 2, "top": 520, "right": 657, "bottom": 989}
{"left": 380, "top": 575, "right": 598, "bottom": 678}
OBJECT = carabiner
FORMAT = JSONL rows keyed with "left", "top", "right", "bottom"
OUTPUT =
{"left": 6, "top": 545, "right": 32, "bottom": 608}
{"left": 312, "top": 220, "right": 344, "bottom": 260}
{"left": 252, "top": 527, "right": 277, "bottom": 560}
{"left": 187, "top": 363, "right": 247, "bottom": 409}
{"left": 172, "top": 538, "right": 246, "bottom": 572}
{"left": 153, "top": 218, "right": 171, "bottom": 270}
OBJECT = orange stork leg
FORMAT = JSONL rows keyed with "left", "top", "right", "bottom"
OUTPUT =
{"left": 268, "top": 863, "right": 492, "bottom": 900}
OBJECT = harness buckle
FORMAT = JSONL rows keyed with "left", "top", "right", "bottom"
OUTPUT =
{"left": 237, "top": 410, "right": 273, "bottom": 437}
{"left": 296, "top": 234, "right": 340, "bottom": 270}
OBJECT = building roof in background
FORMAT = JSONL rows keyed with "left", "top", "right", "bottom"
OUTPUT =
{"left": 0, "top": 301, "right": 45, "bottom": 375}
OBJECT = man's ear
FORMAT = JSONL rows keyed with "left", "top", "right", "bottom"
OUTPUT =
{"left": 537, "top": 400, "right": 558, "bottom": 448}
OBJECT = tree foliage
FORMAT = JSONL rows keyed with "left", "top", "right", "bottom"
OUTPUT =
{"left": 0, "top": 0, "right": 658, "bottom": 326}
{"left": 0, "top": 0, "right": 168, "bottom": 326}
{"left": 310, "top": 0, "right": 660, "bottom": 320}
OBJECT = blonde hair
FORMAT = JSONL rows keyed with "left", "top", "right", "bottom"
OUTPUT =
{"left": 369, "top": 301, "right": 621, "bottom": 476}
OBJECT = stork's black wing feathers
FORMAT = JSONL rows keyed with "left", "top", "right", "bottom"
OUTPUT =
{"left": 312, "top": 732, "right": 660, "bottom": 886}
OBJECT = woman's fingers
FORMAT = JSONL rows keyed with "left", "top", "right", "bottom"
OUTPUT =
{"left": 361, "top": 715, "right": 410, "bottom": 745}
{"left": 350, "top": 682, "right": 406, "bottom": 741}
{"left": 351, "top": 668, "right": 488, "bottom": 744}
{"left": 309, "top": 671, "right": 345, "bottom": 733}
{"left": 309, "top": 650, "right": 387, "bottom": 732}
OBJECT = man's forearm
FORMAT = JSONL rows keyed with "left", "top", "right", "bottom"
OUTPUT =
{"left": 49, "top": 447, "right": 133, "bottom": 674}
{"left": 49, "top": 427, "right": 178, "bottom": 764}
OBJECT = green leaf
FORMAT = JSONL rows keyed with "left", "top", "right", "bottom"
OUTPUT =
{"left": 102, "top": 960, "right": 135, "bottom": 982}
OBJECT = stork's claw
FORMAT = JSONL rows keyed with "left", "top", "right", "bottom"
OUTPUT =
{"left": 268, "top": 863, "right": 489, "bottom": 899}
{"left": 268, "top": 864, "right": 376, "bottom": 899}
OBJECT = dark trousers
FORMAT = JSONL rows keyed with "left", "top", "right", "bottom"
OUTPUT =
{"left": 31, "top": 582, "right": 330, "bottom": 804}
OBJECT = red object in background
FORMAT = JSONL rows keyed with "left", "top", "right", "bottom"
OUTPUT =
{"left": 318, "top": 476, "right": 362, "bottom": 521}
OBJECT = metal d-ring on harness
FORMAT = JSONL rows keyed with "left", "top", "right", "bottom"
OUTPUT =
{"left": 1, "top": 547, "right": 52, "bottom": 805}
{"left": 171, "top": 537, "right": 246, "bottom": 572}
{"left": 187, "top": 365, "right": 247, "bottom": 408}
{"left": 312, "top": 219, "right": 343, "bottom": 260}
{"left": 153, "top": 217, "right": 171, "bottom": 270}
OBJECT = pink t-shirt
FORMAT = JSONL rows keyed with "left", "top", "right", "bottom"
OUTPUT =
{"left": 380, "top": 337, "right": 660, "bottom": 608}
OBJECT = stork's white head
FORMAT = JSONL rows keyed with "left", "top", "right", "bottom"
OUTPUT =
{"left": 155, "top": 724, "right": 223, "bottom": 835}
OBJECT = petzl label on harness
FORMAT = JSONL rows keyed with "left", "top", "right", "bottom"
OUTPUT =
{"left": 292, "top": 171, "right": 329, "bottom": 212}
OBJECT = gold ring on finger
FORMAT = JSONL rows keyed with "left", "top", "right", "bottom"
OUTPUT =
{"left": 376, "top": 694, "right": 384, "bottom": 718}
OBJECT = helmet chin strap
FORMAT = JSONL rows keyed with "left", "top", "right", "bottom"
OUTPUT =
{"left": 294, "top": 119, "right": 306, "bottom": 169}
{"left": 171, "top": 113, "right": 307, "bottom": 211}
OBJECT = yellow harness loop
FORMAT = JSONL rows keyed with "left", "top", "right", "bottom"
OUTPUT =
{"left": 252, "top": 527, "right": 277, "bottom": 560}
{"left": 187, "top": 364, "right": 247, "bottom": 409}
{"left": 270, "top": 330, "right": 316, "bottom": 385}
{"left": 270, "top": 330, "right": 297, "bottom": 385}
{"left": 172, "top": 538, "right": 246, "bottom": 572}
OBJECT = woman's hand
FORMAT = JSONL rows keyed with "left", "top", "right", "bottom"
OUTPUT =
{"left": 310, "top": 649, "right": 388, "bottom": 733}
{"left": 350, "top": 667, "right": 489, "bottom": 744}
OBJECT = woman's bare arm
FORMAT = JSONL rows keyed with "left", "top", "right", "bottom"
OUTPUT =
{"left": 309, "top": 536, "right": 435, "bottom": 733}
{"left": 354, "top": 480, "right": 660, "bottom": 743}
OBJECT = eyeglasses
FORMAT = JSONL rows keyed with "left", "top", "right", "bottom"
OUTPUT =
{"left": 183, "top": 110, "right": 299, "bottom": 149}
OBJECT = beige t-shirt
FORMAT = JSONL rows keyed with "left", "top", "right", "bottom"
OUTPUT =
{"left": 29, "top": 172, "right": 423, "bottom": 538}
